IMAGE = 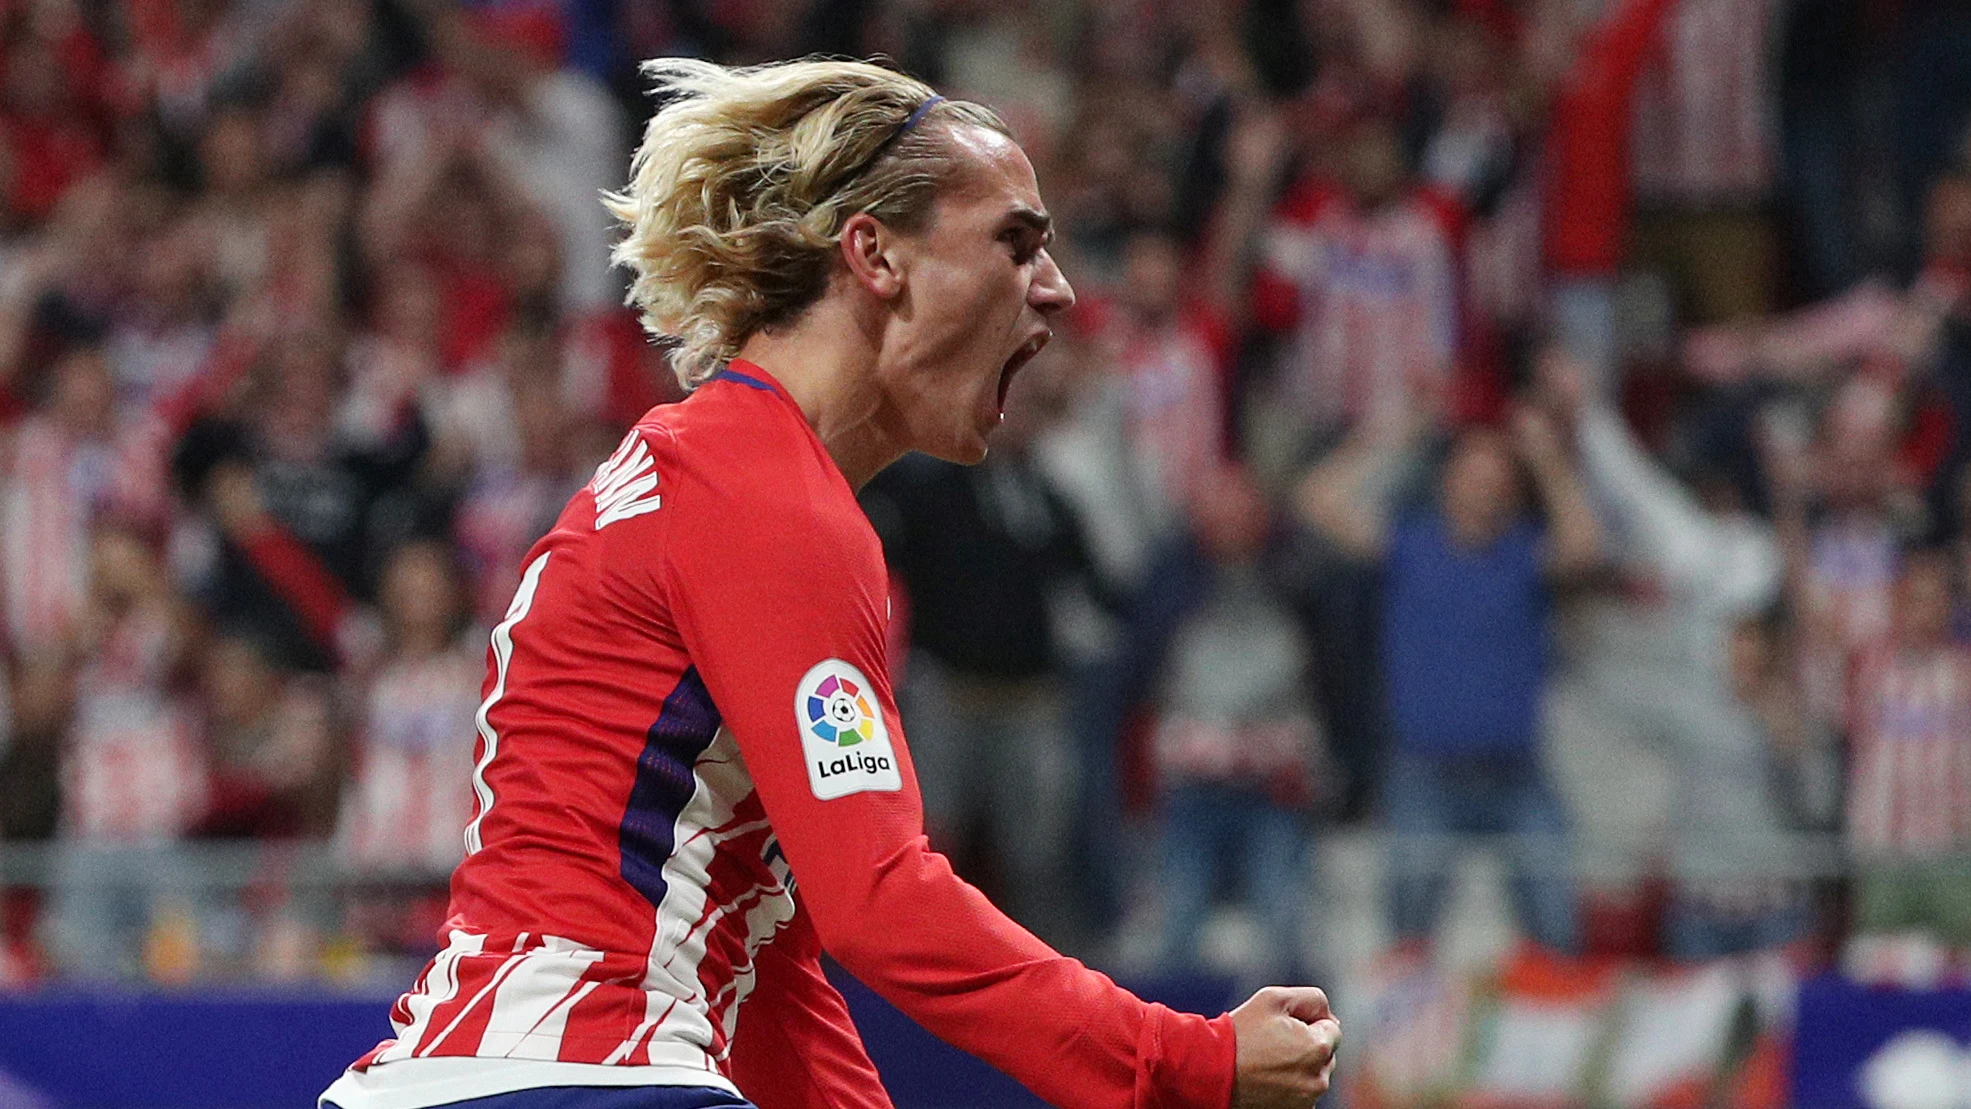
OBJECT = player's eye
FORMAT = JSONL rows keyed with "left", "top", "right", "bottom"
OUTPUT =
{"left": 1001, "top": 228, "right": 1040, "bottom": 265}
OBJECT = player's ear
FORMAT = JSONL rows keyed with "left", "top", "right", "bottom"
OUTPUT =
{"left": 839, "top": 212, "right": 904, "bottom": 301}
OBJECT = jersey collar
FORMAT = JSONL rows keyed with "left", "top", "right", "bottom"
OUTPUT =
{"left": 712, "top": 360, "right": 792, "bottom": 401}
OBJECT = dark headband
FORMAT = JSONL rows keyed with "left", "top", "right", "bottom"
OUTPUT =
{"left": 854, "top": 95, "right": 945, "bottom": 174}
{"left": 897, "top": 94, "right": 945, "bottom": 135}
{"left": 826, "top": 94, "right": 949, "bottom": 200}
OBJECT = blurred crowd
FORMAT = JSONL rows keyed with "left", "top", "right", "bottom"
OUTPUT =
{"left": 1, "top": 0, "right": 1970, "bottom": 996}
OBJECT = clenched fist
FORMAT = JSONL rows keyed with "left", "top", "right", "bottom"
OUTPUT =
{"left": 1229, "top": 986, "right": 1341, "bottom": 1109}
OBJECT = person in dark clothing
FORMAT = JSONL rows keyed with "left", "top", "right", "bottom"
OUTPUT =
{"left": 860, "top": 377, "right": 1100, "bottom": 950}
{"left": 173, "top": 328, "right": 428, "bottom": 672}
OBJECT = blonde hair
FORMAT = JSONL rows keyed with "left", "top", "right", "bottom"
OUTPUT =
{"left": 605, "top": 58, "right": 1011, "bottom": 388}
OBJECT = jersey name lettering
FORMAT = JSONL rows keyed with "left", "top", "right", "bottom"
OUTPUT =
{"left": 591, "top": 432, "right": 663, "bottom": 530}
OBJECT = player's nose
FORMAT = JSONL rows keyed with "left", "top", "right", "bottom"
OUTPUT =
{"left": 1030, "top": 251, "right": 1075, "bottom": 316}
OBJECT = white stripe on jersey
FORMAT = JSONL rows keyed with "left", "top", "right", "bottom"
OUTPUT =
{"left": 641, "top": 727, "right": 797, "bottom": 1062}
{"left": 369, "top": 730, "right": 795, "bottom": 1076}
{"left": 1849, "top": 645, "right": 1971, "bottom": 855}
{"left": 466, "top": 552, "right": 552, "bottom": 855}
{"left": 478, "top": 937, "right": 608, "bottom": 1059}
{"left": 377, "top": 930, "right": 487, "bottom": 1064}
{"left": 706, "top": 869, "right": 801, "bottom": 1056}
{"left": 4, "top": 421, "right": 89, "bottom": 653}
{"left": 601, "top": 1003, "right": 672, "bottom": 1067}
{"left": 508, "top": 983, "right": 601, "bottom": 1061}
{"left": 637, "top": 728, "right": 749, "bottom": 1059}
{"left": 1631, "top": 0, "right": 1777, "bottom": 203}
{"left": 417, "top": 952, "right": 529, "bottom": 1058}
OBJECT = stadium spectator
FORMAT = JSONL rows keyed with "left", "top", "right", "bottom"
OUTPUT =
{"left": 364, "top": 5, "right": 624, "bottom": 316}
{"left": 1628, "top": 0, "right": 1782, "bottom": 326}
{"left": 1770, "top": 375, "right": 1920, "bottom": 735}
{"left": 252, "top": 0, "right": 401, "bottom": 177}
{"left": 193, "top": 629, "right": 335, "bottom": 842}
{"left": 217, "top": 322, "right": 426, "bottom": 627}
{"left": 1103, "top": 227, "right": 1235, "bottom": 553}
{"left": 1422, "top": 13, "right": 1544, "bottom": 343}
{"left": 426, "top": 315, "right": 558, "bottom": 484}
{"left": 44, "top": 522, "right": 203, "bottom": 981}
{"left": 336, "top": 260, "right": 445, "bottom": 444}
{"left": 334, "top": 540, "right": 478, "bottom": 956}
{"left": 1538, "top": 355, "right": 1802, "bottom": 958}
{"left": 334, "top": 540, "right": 475, "bottom": 871}
{"left": 3, "top": 347, "right": 126, "bottom": 657}
{"left": 1249, "top": 114, "right": 1467, "bottom": 444}
{"left": 185, "top": 101, "right": 279, "bottom": 302}
{"left": 105, "top": 221, "right": 222, "bottom": 417}
{"left": 1297, "top": 404, "right": 1599, "bottom": 956}
{"left": 1068, "top": 227, "right": 1235, "bottom": 689}
{"left": 1215, "top": 102, "right": 1483, "bottom": 818}
{"left": 1540, "top": 0, "right": 1681, "bottom": 380}
{"left": 450, "top": 368, "right": 584, "bottom": 625}
{"left": 0, "top": 3, "right": 110, "bottom": 234}
{"left": 862, "top": 364, "right": 1093, "bottom": 950}
{"left": 1842, "top": 548, "right": 1971, "bottom": 985}
{"left": 1152, "top": 464, "right": 1324, "bottom": 980}
{"left": 1045, "top": 225, "right": 1238, "bottom": 929}
{"left": 357, "top": 119, "right": 526, "bottom": 375}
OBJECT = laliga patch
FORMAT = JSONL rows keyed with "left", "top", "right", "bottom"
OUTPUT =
{"left": 796, "top": 659, "right": 902, "bottom": 799}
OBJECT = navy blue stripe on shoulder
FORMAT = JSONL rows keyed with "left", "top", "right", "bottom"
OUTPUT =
{"left": 712, "top": 368, "right": 775, "bottom": 392}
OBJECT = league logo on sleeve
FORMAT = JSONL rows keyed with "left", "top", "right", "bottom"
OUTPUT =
{"left": 796, "top": 659, "right": 902, "bottom": 799}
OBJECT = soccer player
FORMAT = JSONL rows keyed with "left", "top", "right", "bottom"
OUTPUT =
{"left": 320, "top": 58, "right": 1341, "bottom": 1109}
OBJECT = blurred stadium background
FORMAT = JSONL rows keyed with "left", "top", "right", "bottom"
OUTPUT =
{"left": 0, "top": 0, "right": 1968, "bottom": 1106}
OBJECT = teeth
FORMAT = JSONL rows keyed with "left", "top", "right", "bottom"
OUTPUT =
{"left": 1002, "top": 334, "right": 1049, "bottom": 384}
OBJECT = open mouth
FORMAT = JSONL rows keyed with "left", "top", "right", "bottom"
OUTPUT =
{"left": 997, "top": 332, "right": 1050, "bottom": 412}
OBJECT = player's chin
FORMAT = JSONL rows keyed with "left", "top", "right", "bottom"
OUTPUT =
{"left": 926, "top": 423, "right": 992, "bottom": 465}
{"left": 921, "top": 385, "right": 1000, "bottom": 464}
{"left": 953, "top": 434, "right": 991, "bottom": 464}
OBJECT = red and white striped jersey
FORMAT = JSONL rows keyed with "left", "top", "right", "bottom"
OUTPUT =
{"left": 323, "top": 362, "right": 1236, "bottom": 1109}
{"left": 62, "top": 606, "right": 206, "bottom": 843}
{"left": 1799, "top": 518, "right": 1899, "bottom": 726}
{"left": 1114, "top": 304, "right": 1232, "bottom": 528}
{"left": 1253, "top": 182, "right": 1464, "bottom": 434}
{"left": 1846, "top": 639, "right": 1971, "bottom": 857}
{"left": 1, "top": 412, "right": 175, "bottom": 655}
{"left": 104, "top": 323, "right": 216, "bottom": 416}
{"left": 335, "top": 647, "right": 484, "bottom": 874}
{"left": 3, "top": 419, "right": 102, "bottom": 654}
{"left": 1630, "top": 0, "right": 1778, "bottom": 206}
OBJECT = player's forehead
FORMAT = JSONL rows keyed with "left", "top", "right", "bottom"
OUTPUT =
{"left": 931, "top": 124, "right": 1048, "bottom": 230}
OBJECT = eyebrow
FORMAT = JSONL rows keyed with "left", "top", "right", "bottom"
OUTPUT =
{"left": 1006, "top": 207, "right": 1054, "bottom": 242}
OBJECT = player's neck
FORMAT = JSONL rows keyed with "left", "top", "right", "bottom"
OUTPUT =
{"left": 736, "top": 310, "right": 905, "bottom": 491}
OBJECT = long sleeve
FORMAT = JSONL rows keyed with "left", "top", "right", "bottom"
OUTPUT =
{"left": 151, "top": 327, "right": 261, "bottom": 439}
{"left": 657, "top": 441, "right": 1238, "bottom": 1109}
{"left": 233, "top": 522, "right": 353, "bottom": 657}
{"left": 729, "top": 913, "right": 894, "bottom": 1109}
{"left": 1575, "top": 404, "right": 1779, "bottom": 613}
{"left": 1543, "top": 0, "right": 1682, "bottom": 276}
